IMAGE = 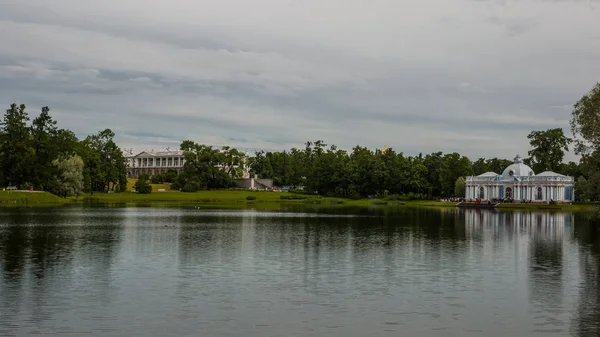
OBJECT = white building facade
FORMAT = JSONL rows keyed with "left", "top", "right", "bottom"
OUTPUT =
{"left": 125, "top": 149, "right": 252, "bottom": 179}
{"left": 465, "top": 155, "right": 574, "bottom": 202}
{"left": 126, "top": 150, "right": 186, "bottom": 178}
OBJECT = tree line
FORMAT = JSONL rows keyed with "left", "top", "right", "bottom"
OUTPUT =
{"left": 166, "top": 128, "right": 577, "bottom": 200}
{"left": 0, "top": 103, "right": 127, "bottom": 196}
{"left": 241, "top": 133, "right": 579, "bottom": 200}
{"left": 173, "top": 82, "right": 600, "bottom": 202}
{"left": 2, "top": 82, "right": 599, "bottom": 201}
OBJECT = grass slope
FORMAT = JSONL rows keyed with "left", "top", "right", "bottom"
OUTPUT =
{"left": 0, "top": 191, "right": 71, "bottom": 206}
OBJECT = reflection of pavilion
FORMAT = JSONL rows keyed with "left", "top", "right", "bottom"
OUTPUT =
{"left": 464, "top": 209, "right": 573, "bottom": 239}
{"left": 463, "top": 209, "right": 577, "bottom": 326}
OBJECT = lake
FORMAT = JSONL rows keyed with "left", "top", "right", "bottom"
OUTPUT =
{"left": 1, "top": 207, "right": 599, "bottom": 336}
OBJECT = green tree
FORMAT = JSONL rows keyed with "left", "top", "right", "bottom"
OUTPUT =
{"left": 134, "top": 173, "right": 152, "bottom": 194}
{"left": 0, "top": 103, "right": 33, "bottom": 188}
{"left": 570, "top": 82, "right": 600, "bottom": 201}
{"left": 179, "top": 141, "right": 239, "bottom": 190}
{"left": 30, "top": 106, "right": 58, "bottom": 189}
{"left": 472, "top": 158, "right": 489, "bottom": 175}
{"left": 51, "top": 154, "right": 85, "bottom": 198}
{"left": 571, "top": 82, "right": 600, "bottom": 155}
{"left": 485, "top": 158, "right": 512, "bottom": 175}
{"left": 575, "top": 176, "right": 589, "bottom": 202}
{"left": 454, "top": 176, "right": 466, "bottom": 197}
{"left": 526, "top": 128, "right": 572, "bottom": 173}
{"left": 80, "top": 129, "right": 127, "bottom": 193}
{"left": 151, "top": 174, "right": 164, "bottom": 184}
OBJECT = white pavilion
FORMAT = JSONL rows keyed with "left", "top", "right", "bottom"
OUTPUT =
{"left": 465, "top": 155, "right": 574, "bottom": 202}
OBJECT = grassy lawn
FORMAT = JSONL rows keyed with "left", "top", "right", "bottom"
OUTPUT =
{"left": 125, "top": 178, "right": 173, "bottom": 192}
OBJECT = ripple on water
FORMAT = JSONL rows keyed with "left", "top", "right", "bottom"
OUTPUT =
{"left": 0, "top": 207, "right": 595, "bottom": 337}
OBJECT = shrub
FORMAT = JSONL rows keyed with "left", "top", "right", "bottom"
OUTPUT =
{"left": 246, "top": 195, "right": 257, "bottom": 201}
{"left": 182, "top": 181, "right": 201, "bottom": 192}
{"left": 134, "top": 176, "right": 152, "bottom": 194}
{"left": 151, "top": 174, "right": 163, "bottom": 184}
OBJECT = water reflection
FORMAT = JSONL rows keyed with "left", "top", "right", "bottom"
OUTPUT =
{"left": 0, "top": 207, "right": 599, "bottom": 336}
{"left": 0, "top": 208, "right": 126, "bottom": 336}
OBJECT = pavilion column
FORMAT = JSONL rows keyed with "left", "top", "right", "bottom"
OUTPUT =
{"left": 558, "top": 186, "right": 565, "bottom": 201}
{"left": 558, "top": 185, "right": 562, "bottom": 201}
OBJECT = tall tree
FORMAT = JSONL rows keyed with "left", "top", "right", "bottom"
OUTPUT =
{"left": 526, "top": 128, "right": 572, "bottom": 173}
{"left": 0, "top": 104, "right": 33, "bottom": 188}
{"left": 570, "top": 82, "right": 600, "bottom": 201}
{"left": 30, "top": 106, "right": 59, "bottom": 189}
{"left": 472, "top": 158, "right": 489, "bottom": 175}
{"left": 79, "top": 129, "right": 127, "bottom": 193}
{"left": 571, "top": 82, "right": 600, "bottom": 155}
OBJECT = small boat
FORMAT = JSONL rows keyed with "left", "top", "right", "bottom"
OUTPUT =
{"left": 456, "top": 201, "right": 498, "bottom": 208}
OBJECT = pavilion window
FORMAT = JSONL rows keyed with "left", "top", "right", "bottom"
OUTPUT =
{"left": 536, "top": 187, "right": 543, "bottom": 200}
{"left": 505, "top": 187, "right": 512, "bottom": 199}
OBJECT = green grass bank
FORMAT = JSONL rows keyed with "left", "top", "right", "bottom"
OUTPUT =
{"left": 0, "top": 189, "right": 596, "bottom": 212}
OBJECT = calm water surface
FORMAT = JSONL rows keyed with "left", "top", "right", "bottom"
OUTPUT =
{"left": 1, "top": 207, "right": 600, "bottom": 336}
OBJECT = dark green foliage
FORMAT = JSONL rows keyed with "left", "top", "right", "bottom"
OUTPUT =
{"left": 182, "top": 180, "right": 201, "bottom": 192}
{"left": 471, "top": 157, "right": 513, "bottom": 175}
{"left": 134, "top": 173, "right": 152, "bottom": 194}
{"left": 570, "top": 83, "right": 600, "bottom": 201}
{"left": 0, "top": 104, "right": 33, "bottom": 188}
{"left": 79, "top": 129, "right": 127, "bottom": 194}
{"left": 525, "top": 128, "right": 572, "bottom": 173}
{"left": 246, "top": 195, "right": 256, "bottom": 200}
{"left": 151, "top": 174, "right": 163, "bottom": 184}
{"left": 164, "top": 170, "right": 178, "bottom": 183}
{"left": 150, "top": 171, "right": 178, "bottom": 184}
{"left": 176, "top": 141, "right": 245, "bottom": 190}
{"left": 0, "top": 103, "right": 128, "bottom": 196}
{"left": 249, "top": 142, "right": 474, "bottom": 199}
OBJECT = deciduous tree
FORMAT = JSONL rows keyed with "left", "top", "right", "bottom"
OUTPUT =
{"left": 526, "top": 128, "right": 572, "bottom": 173}
{"left": 51, "top": 154, "right": 84, "bottom": 198}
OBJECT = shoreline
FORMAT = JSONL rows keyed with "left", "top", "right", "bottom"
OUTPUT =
{"left": 0, "top": 190, "right": 596, "bottom": 212}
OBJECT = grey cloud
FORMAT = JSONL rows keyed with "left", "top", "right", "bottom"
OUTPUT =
{"left": 488, "top": 16, "right": 538, "bottom": 36}
{"left": 0, "top": 0, "right": 598, "bottom": 161}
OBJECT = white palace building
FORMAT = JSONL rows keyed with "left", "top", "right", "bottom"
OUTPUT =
{"left": 125, "top": 150, "right": 186, "bottom": 178}
{"left": 125, "top": 149, "right": 251, "bottom": 179}
{"left": 465, "top": 155, "right": 574, "bottom": 203}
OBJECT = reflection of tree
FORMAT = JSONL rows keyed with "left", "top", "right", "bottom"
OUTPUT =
{"left": 0, "top": 224, "right": 28, "bottom": 336}
{"left": 0, "top": 208, "right": 125, "bottom": 335}
{"left": 572, "top": 222, "right": 600, "bottom": 337}
{"left": 528, "top": 226, "right": 563, "bottom": 312}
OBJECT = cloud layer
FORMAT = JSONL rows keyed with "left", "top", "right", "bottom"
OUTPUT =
{"left": 1, "top": 0, "right": 599, "bottom": 160}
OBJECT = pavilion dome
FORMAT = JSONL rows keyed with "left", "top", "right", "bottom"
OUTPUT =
{"left": 501, "top": 154, "right": 534, "bottom": 179}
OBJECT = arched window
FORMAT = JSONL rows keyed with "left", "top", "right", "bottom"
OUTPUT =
{"left": 479, "top": 187, "right": 485, "bottom": 199}
{"left": 505, "top": 187, "right": 513, "bottom": 199}
{"left": 536, "top": 187, "right": 543, "bottom": 200}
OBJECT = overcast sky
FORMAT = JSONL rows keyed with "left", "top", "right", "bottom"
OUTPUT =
{"left": 1, "top": 0, "right": 598, "bottom": 161}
